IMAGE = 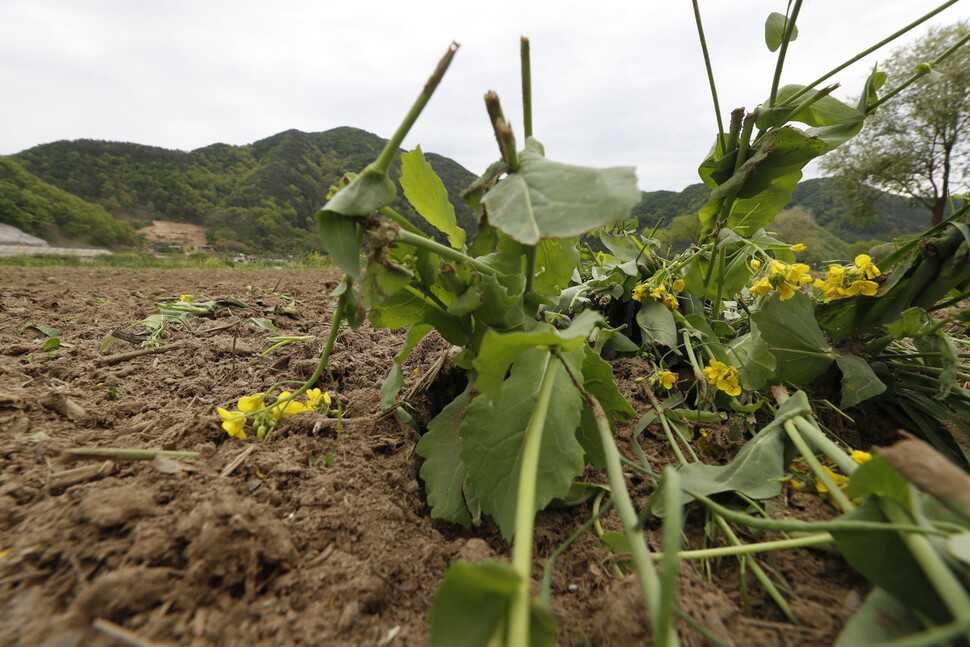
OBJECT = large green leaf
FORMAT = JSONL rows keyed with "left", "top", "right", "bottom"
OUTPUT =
{"left": 473, "top": 309, "right": 603, "bottom": 403}
{"left": 725, "top": 328, "right": 776, "bottom": 391}
{"left": 316, "top": 211, "right": 363, "bottom": 280}
{"left": 416, "top": 385, "right": 475, "bottom": 525}
{"left": 369, "top": 288, "right": 468, "bottom": 346}
{"left": 764, "top": 12, "right": 798, "bottom": 52}
{"left": 429, "top": 561, "right": 557, "bottom": 647}
{"left": 461, "top": 348, "right": 585, "bottom": 541}
{"left": 401, "top": 145, "right": 466, "bottom": 250}
{"left": 481, "top": 138, "right": 641, "bottom": 245}
{"left": 835, "top": 354, "right": 887, "bottom": 409}
{"left": 830, "top": 497, "right": 949, "bottom": 624}
{"left": 750, "top": 291, "right": 835, "bottom": 385}
{"left": 533, "top": 238, "right": 581, "bottom": 295}
{"left": 651, "top": 390, "right": 812, "bottom": 515}
{"left": 833, "top": 587, "right": 920, "bottom": 647}
{"left": 581, "top": 345, "right": 635, "bottom": 427}
{"left": 636, "top": 299, "right": 677, "bottom": 348}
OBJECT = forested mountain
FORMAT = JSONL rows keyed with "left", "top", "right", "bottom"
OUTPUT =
{"left": 0, "top": 156, "right": 138, "bottom": 247}
{"left": 2, "top": 127, "right": 938, "bottom": 255}
{"left": 9, "top": 127, "right": 479, "bottom": 253}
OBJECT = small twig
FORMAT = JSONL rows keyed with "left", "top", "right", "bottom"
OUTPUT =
{"left": 193, "top": 319, "right": 244, "bottom": 335}
{"left": 109, "top": 329, "right": 148, "bottom": 345}
{"left": 92, "top": 618, "right": 174, "bottom": 647}
{"left": 49, "top": 460, "right": 116, "bottom": 489}
{"left": 220, "top": 445, "right": 257, "bottom": 478}
{"left": 96, "top": 342, "right": 184, "bottom": 366}
{"left": 62, "top": 447, "right": 199, "bottom": 462}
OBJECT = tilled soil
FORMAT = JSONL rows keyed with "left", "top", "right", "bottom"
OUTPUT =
{"left": 0, "top": 266, "right": 864, "bottom": 646}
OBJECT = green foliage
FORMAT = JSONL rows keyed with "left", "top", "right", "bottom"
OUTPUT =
{"left": 0, "top": 157, "right": 138, "bottom": 247}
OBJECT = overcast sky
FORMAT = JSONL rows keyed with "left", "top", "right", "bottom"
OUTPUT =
{"left": 2, "top": 1, "right": 968, "bottom": 191}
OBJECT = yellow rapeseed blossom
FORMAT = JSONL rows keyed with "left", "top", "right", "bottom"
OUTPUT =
{"left": 179, "top": 294, "right": 193, "bottom": 302}
{"left": 850, "top": 450, "right": 872, "bottom": 464}
{"left": 750, "top": 277, "right": 772, "bottom": 297}
{"left": 790, "top": 243, "right": 807, "bottom": 252}
{"left": 750, "top": 260, "right": 812, "bottom": 301}
{"left": 815, "top": 465, "right": 849, "bottom": 494}
{"left": 776, "top": 281, "right": 796, "bottom": 301}
{"left": 237, "top": 393, "right": 265, "bottom": 413}
{"left": 218, "top": 407, "right": 247, "bottom": 439}
{"left": 702, "top": 359, "right": 742, "bottom": 397}
{"left": 271, "top": 392, "right": 307, "bottom": 420}
{"left": 659, "top": 370, "right": 677, "bottom": 390}
{"left": 662, "top": 294, "right": 680, "bottom": 309}
{"left": 845, "top": 280, "right": 878, "bottom": 296}
{"left": 750, "top": 259, "right": 761, "bottom": 271}
{"left": 855, "top": 254, "right": 881, "bottom": 279}
{"left": 632, "top": 283, "right": 649, "bottom": 302}
{"left": 306, "top": 388, "right": 332, "bottom": 411}
{"left": 672, "top": 279, "right": 685, "bottom": 292}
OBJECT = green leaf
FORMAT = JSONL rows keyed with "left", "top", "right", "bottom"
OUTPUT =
{"left": 829, "top": 497, "right": 948, "bottom": 624}
{"left": 473, "top": 309, "right": 603, "bottom": 403}
{"left": 835, "top": 354, "right": 887, "bottom": 409}
{"left": 534, "top": 238, "right": 581, "bottom": 295}
{"left": 847, "top": 454, "right": 909, "bottom": 508}
{"left": 25, "top": 323, "right": 61, "bottom": 338}
{"left": 369, "top": 288, "right": 468, "bottom": 346}
{"left": 416, "top": 384, "right": 475, "bottom": 525}
{"left": 764, "top": 12, "right": 798, "bottom": 52}
{"left": 857, "top": 67, "right": 887, "bottom": 114}
{"left": 833, "top": 587, "right": 920, "bottom": 647}
{"left": 401, "top": 145, "right": 466, "bottom": 250}
{"left": 581, "top": 345, "right": 635, "bottom": 426}
{"left": 461, "top": 348, "right": 585, "bottom": 541}
{"left": 246, "top": 317, "right": 278, "bottom": 332}
{"left": 316, "top": 210, "right": 362, "bottom": 280}
{"left": 725, "top": 328, "right": 776, "bottom": 391}
{"left": 380, "top": 324, "right": 432, "bottom": 410}
{"left": 750, "top": 291, "right": 835, "bottom": 385}
{"left": 41, "top": 337, "right": 60, "bottom": 351}
{"left": 323, "top": 166, "right": 397, "bottom": 218}
{"left": 428, "top": 560, "right": 519, "bottom": 647}
{"left": 481, "top": 138, "right": 641, "bottom": 245}
{"left": 362, "top": 257, "right": 413, "bottom": 306}
{"left": 652, "top": 391, "right": 812, "bottom": 514}
{"left": 636, "top": 299, "right": 677, "bottom": 348}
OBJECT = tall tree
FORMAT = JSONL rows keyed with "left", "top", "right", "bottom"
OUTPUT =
{"left": 820, "top": 21, "right": 970, "bottom": 225}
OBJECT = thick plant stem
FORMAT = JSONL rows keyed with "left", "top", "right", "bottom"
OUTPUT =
{"left": 378, "top": 206, "right": 425, "bottom": 235}
{"left": 881, "top": 496, "right": 970, "bottom": 638}
{"left": 508, "top": 354, "right": 559, "bottom": 647}
{"left": 554, "top": 351, "right": 677, "bottom": 647}
{"left": 657, "top": 467, "right": 684, "bottom": 647}
{"left": 374, "top": 42, "right": 459, "bottom": 174}
{"left": 395, "top": 229, "right": 496, "bottom": 275}
{"left": 783, "top": 420, "right": 855, "bottom": 513}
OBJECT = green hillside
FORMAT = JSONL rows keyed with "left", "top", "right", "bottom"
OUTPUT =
{"left": 0, "top": 157, "right": 138, "bottom": 247}
{"left": 11, "top": 128, "right": 478, "bottom": 253}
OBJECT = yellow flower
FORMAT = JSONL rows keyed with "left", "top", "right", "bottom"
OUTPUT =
{"left": 650, "top": 284, "right": 667, "bottom": 302}
{"left": 850, "top": 450, "right": 872, "bottom": 465}
{"left": 703, "top": 360, "right": 742, "bottom": 396}
{"left": 777, "top": 281, "right": 796, "bottom": 301}
{"left": 845, "top": 280, "right": 878, "bottom": 297}
{"left": 825, "top": 264, "right": 846, "bottom": 286}
{"left": 632, "top": 283, "right": 649, "bottom": 302}
{"left": 790, "top": 243, "right": 807, "bottom": 252}
{"left": 816, "top": 465, "right": 849, "bottom": 494}
{"left": 659, "top": 370, "right": 677, "bottom": 390}
{"left": 662, "top": 294, "right": 680, "bottom": 310}
{"left": 218, "top": 407, "right": 247, "bottom": 439}
{"left": 179, "top": 294, "right": 193, "bottom": 302}
{"left": 786, "top": 263, "right": 813, "bottom": 286}
{"left": 271, "top": 392, "right": 307, "bottom": 420}
{"left": 750, "top": 277, "right": 772, "bottom": 297}
{"left": 769, "top": 260, "right": 787, "bottom": 277}
{"left": 306, "top": 388, "right": 331, "bottom": 411}
{"left": 750, "top": 259, "right": 761, "bottom": 271}
{"left": 237, "top": 393, "right": 265, "bottom": 413}
{"left": 671, "top": 279, "right": 685, "bottom": 293}
{"left": 855, "top": 254, "right": 881, "bottom": 279}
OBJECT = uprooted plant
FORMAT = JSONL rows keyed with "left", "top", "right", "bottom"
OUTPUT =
{"left": 203, "top": 1, "right": 970, "bottom": 644}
